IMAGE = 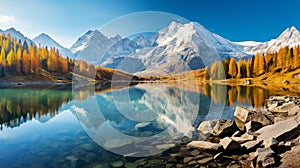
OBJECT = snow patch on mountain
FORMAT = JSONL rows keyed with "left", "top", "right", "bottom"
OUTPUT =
{"left": 238, "top": 26, "right": 300, "bottom": 55}
{"left": 70, "top": 30, "right": 122, "bottom": 63}
{"left": 0, "top": 27, "right": 35, "bottom": 45}
{"left": 33, "top": 33, "right": 73, "bottom": 58}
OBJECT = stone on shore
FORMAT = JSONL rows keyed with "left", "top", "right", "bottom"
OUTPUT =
{"left": 197, "top": 120, "right": 218, "bottom": 138}
{"left": 256, "top": 115, "right": 300, "bottom": 142}
{"left": 255, "top": 147, "right": 275, "bottom": 167}
{"left": 234, "top": 106, "right": 273, "bottom": 131}
{"left": 187, "top": 141, "right": 223, "bottom": 152}
{"left": 234, "top": 106, "right": 250, "bottom": 123}
{"left": 245, "top": 121, "right": 263, "bottom": 132}
{"left": 219, "top": 137, "right": 241, "bottom": 151}
{"left": 289, "top": 106, "right": 300, "bottom": 116}
{"left": 213, "top": 120, "right": 238, "bottom": 137}
{"left": 263, "top": 138, "right": 278, "bottom": 148}
{"left": 241, "top": 140, "right": 262, "bottom": 151}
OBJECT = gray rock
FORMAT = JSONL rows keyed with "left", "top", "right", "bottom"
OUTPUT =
{"left": 188, "top": 160, "right": 198, "bottom": 166}
{"left": 197, "top": 157, "right": 213, "bottom": 165}
{"left": 263, "top": 138, "right": 278, "bottom": 148}
{"left": 234, "top": 106, "right": 250, "bottom": 123}
{"left": 247, "top": 111, "right": 273, "bottom": 126}
{"left": 278, "top": 102, "right": 297, "bottom": 113}
{"left": 255, "top": 148, "right": 275, "bottom": 167}
{"left": 245, "top": 121, "right": 263, "bottom": 132}
{"left": 187, "top": 141, "right": 223, "bottom": 152}
{"left": 274, "top": 116, "right": 287, "bottom": 123}
{"left": 241, "top": 140, "right": 262, "bottom": 151}
{"left": 231, "top": 133, "right": 254, "bottom": 144}
{"left": 213, "top": 119, "right": 238, "bottom": 137}
{"left": 288, "top": 106, "right": 300, "bottom": 116}
{"left": 103, "top": 139, "right": 133, "bottom": 149}
{"left": 234, "top": 107, "right": 273, "bottom": 130}
{"left": 190, "top": 149, "right": 200, "bottom": 156}
{"left": 156, "top": 143, "right": 175, "bottom": 149}
{"left": 194, "top": 154, "right": 207, "bottom": 160}
{"left": 183, "top": 157, "right": 193, "bottom": 163}
{"left": 109, "top": 160, "right": 124, "bottom": 168}
{"left": 256, "top": 115, "right": 300, "bottom": 142}
{"left": 197, "top": 120, "right": 218, "bottom": 138}
{"left": 219, "top": 137, "right": 241, "bottom": 151}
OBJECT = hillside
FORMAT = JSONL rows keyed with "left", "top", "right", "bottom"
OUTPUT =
{"left": 0, "top": 33, "right": 142, "bottom": 86}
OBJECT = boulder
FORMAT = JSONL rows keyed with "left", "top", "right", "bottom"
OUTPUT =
{"left": 241, "top": 140, "right": 262, "bottom": 151}
{"left": 255, "top": 147, "right": 275, "bottom": 167}
{"left": 245, "top": 121, "right": 263, "bottom": 132}
{"left": 187, "top": 141, "right": 223, "bottom": 152}
{"left": 288, "top": 106, "right": 300, "bottom": 116}
{"left": 263, "top": 138, "right": 278, "bottom": 148}
{"left": 234, "top": 106, "right": 273, "bottom": 131}
{"left": 219, "top": 137, "right": 241, "bottom": 151}
{"left": 278, "top": 102, "right": 297, "bottom": 113}
{"left": 213, "top": 120, "right": 238, "bottom": 137}
{"left": 256, "top": 115, "right": 300, "bottom": 142}
{"left": 197, "top": 120, "right": 218, "bottom": 138}
{"left": 246, "top": 111, "right": 273, "bottom": 126}
{"left": 231, "top": 133, "right": 255, "bottom": 144}
{"left": 234, "top": 106, "right": 250, "bottom": 123}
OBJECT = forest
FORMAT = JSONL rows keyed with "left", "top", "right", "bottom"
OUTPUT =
{"left": 205, "top": 45, "right": 300, "bottom": 80}
{"left": 0, "top": 33, "right": 137, "bottom": 82}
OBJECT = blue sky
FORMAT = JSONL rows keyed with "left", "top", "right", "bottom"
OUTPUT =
{"left": 0, "top": 0, "right": 299, "bottom": 48}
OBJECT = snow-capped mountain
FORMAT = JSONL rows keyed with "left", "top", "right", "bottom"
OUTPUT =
{"left": 101, "top": 22, "right": 247, "bottom": 75}
{"left": 0, "top": 27, "right": 35, "bottom": 45}
{"left": 70, "top": 30, "right": 122, "bottom": 63}
{"left": 33, "top": 33, "right": 73, "bottom": 58}
{"left": 237, "top": 26, "right": 300, "bottom": 55}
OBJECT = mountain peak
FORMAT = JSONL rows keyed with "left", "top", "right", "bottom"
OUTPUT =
{"left": 6, "top": 27, "right": 18, "bottom": 32}
{"left": 290, "top": 26, "right": 298, "bottom": 31}
{"left": 240, "top": 26, "right": 300, "bottom": 54}
{"left": 33, "top": 33, "right": 73, "bottom": 58}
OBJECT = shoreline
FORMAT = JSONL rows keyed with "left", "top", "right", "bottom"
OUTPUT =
{"left": 185, "top": 96, "right": 300, "bottom": 167}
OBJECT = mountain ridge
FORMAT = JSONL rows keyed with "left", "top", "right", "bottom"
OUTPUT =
{"left": 33, "top": 33, "right": 73, "bottom": 58}
{"left": 1, "top": 24, "right": 299, "bottom": 75}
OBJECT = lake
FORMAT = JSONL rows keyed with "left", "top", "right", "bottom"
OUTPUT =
{"left": 0, "top": 83, "right": 273, "bottom": 167}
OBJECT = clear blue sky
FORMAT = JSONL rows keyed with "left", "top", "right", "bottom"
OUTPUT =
{"left": 0, "top": 0, "right": 299, "bottom": 48}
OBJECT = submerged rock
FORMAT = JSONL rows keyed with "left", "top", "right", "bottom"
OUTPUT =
{"left": 187, "top": 141, "right": 223, "bottom": 152}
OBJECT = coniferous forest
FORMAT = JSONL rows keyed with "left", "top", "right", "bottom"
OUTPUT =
{"left": 205, "top": 45, "right": 300, "bottom": 80}
{"left": 0, "top": 33, "right": 138, "bottom": 82}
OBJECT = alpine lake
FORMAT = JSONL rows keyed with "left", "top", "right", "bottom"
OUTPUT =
{"left": 0, "top": 82, "right": 294, "bottom": 168}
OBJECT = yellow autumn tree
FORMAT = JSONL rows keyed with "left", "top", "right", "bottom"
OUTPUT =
{"left": 228, "top": 57, "right": 237, "bottom": 78}
{"left": 293, "top": 45, "right": 300, "bottom": 69}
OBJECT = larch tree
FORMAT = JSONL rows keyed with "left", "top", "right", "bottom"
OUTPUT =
{"left": 16, "top": 48, "right": 22, "bottom": 73}
{"left": 0, "top": 47, "right": 6, "bottom": 68}
{"left": 228, "top": 57, "right": 237, "bottom": 78}
{"left": 237, "top": 59, "right": 243, "bottom": 79}
{"left": 293, "top": 45, "right": 300, "bottom": 69}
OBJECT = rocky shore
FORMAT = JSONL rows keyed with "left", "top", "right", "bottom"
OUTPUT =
{"left": 186, "top": 96, "right": 300, "bottom": 168}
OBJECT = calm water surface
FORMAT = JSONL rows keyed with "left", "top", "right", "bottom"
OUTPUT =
{"left": 0, "top": 83, "right": 271, "bottom": 168}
